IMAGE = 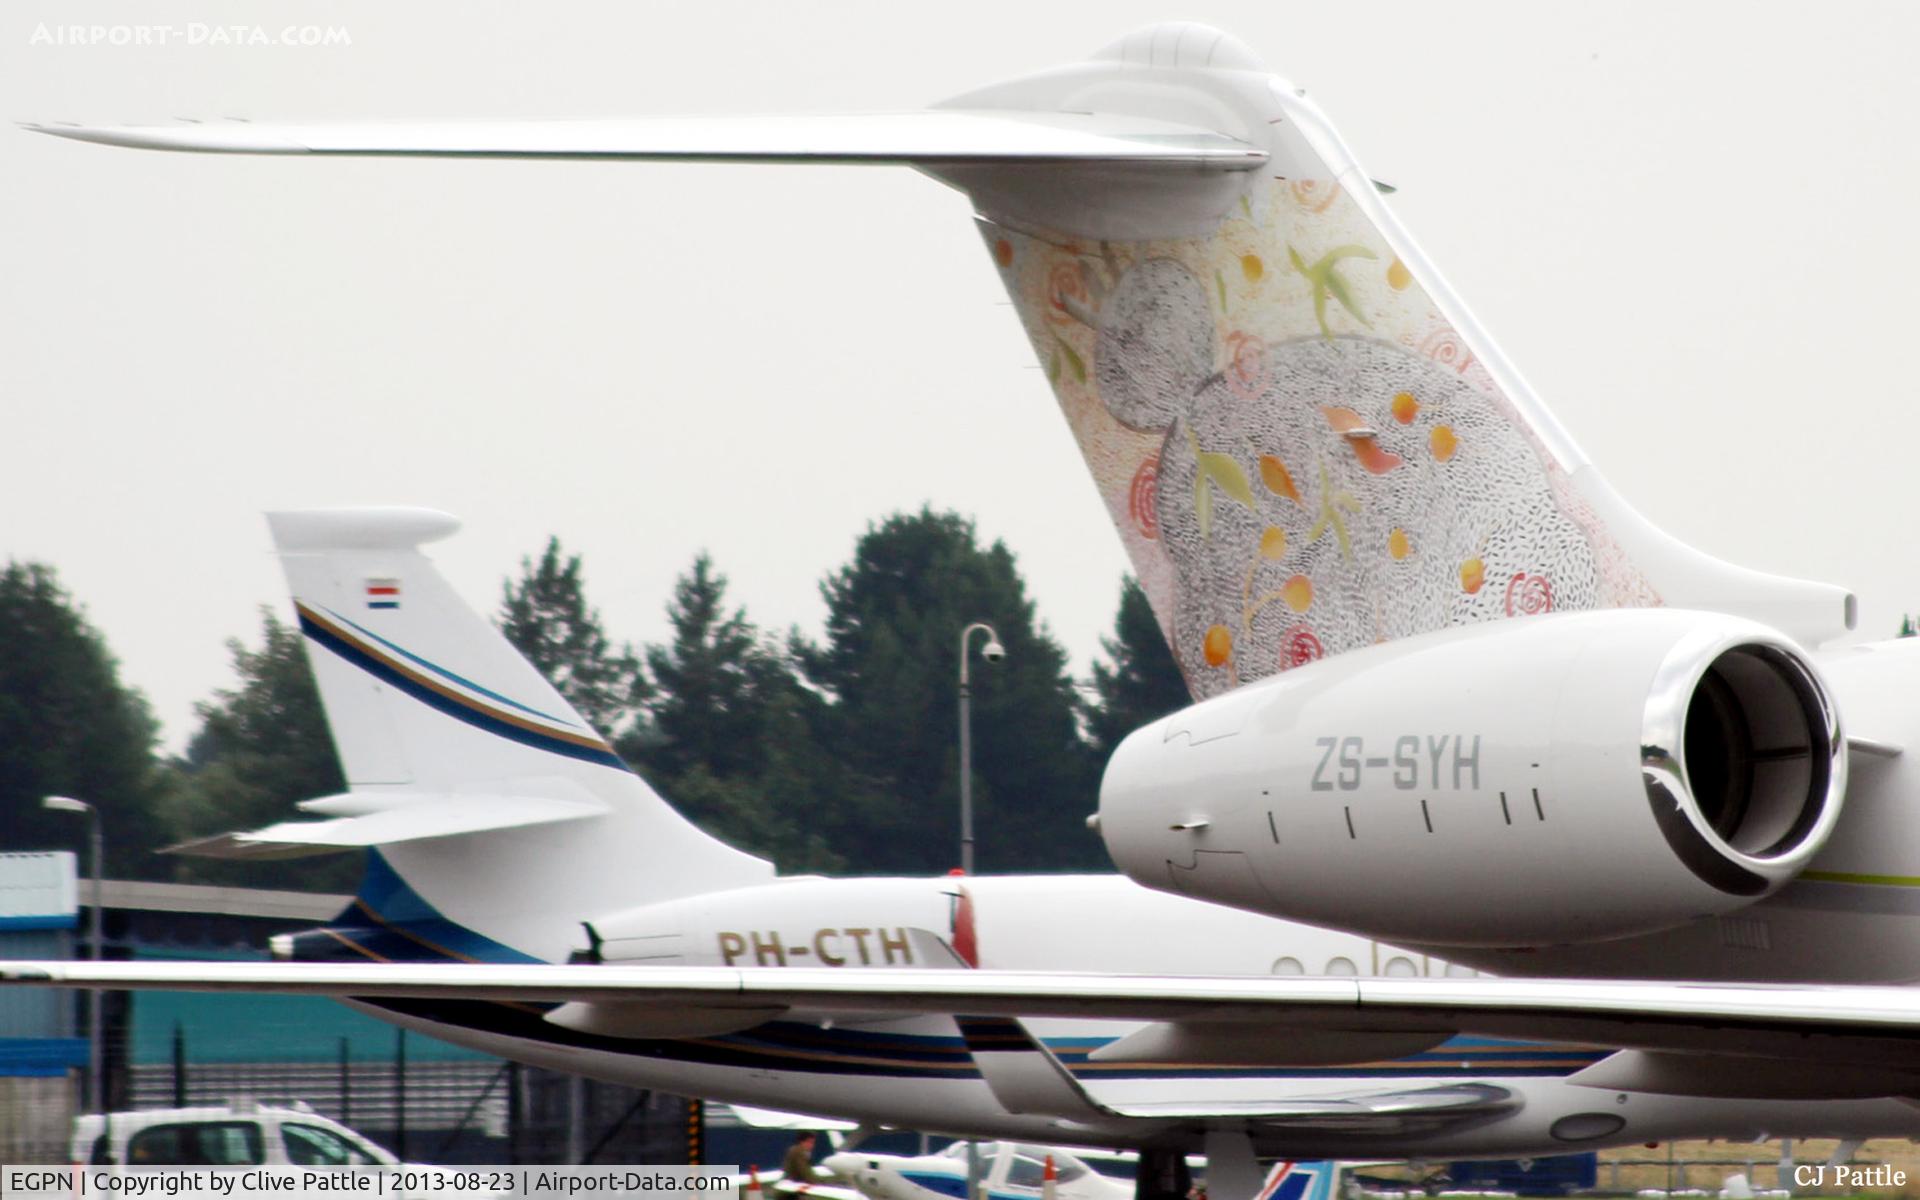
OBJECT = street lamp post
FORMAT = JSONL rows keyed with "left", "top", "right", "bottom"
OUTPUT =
{"left": 956, "top": 623, "right": 1003, "bottom": 1200}
{"left": 956, "top": 622, "right": 1005, "bottom": 878}
{"left": 44, "top": 795, "right": 103, "bottom": 1114}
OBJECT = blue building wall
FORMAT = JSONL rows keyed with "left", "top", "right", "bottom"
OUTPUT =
{"left": 0, "top": 853, "right": 82, "bottom": 1082}
{"left": 0, "top": 928, "right": 76, "bottom": 1040}
{"left": 129, "top": 944, "right": 489, "bottom": 1066}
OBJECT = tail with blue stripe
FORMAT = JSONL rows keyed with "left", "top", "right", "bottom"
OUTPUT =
{"left": 262, "top": 508, "right": 773, "bottom": 963}
{"left": 1250, "top": 1161, "right": 1339, "bottom": 1200}
{"left": 270, "top": 508, "right": 629, "bottom": 788}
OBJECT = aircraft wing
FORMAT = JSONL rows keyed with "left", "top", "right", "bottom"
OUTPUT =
{"left": 21, "top": 111, "right": 1264, "bottom": 169}
{"left": 7, "top": 962, "right": 1920, "bottom": 1074}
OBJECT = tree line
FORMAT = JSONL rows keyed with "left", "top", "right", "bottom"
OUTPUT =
{"left": 3, "top": 509, "right": 1191, "bottom": 892}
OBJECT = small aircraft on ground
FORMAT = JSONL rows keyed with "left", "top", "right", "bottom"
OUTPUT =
{"left": 822, "top": 1142, "right": 1339, "bottom": 1200}
{"left": 823, "top": 1141, "right": 1128, "bottom": 1200}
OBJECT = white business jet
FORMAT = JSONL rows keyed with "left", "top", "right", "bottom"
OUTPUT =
{"left": 15, "top": 19, "right": 1920, "bottom": 1184}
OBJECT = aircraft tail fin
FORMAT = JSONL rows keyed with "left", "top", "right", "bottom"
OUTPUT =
{"left": 946, "top": 25, "right": 1854, "bottom": 699}
{"left": 35, "top": 26, "right": 1857, "bottom": 701}
{"left": 268, "top": 508, "right": 624, "bottom": 790}
{"left": 251, "top": 508, "right": 771, "bottom": 962}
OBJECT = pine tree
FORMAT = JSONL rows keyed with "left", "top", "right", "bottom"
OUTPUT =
{"left": 799, "top": 508, "right": 1103, "bottom": 874}
{"left": 498, "top": 538, "right": 645, "bottom": 737}
{"left": 0, "top": 561, "right": 168, "bottom": 878}
{"left": 1087, "top": 575, "right": 1192, "bottom": 758}
{"left": 636, "top": 554, "right": 773, "bottom": 780}
{"left": 167, "top": 609, "right": 356, "bottom": 891}
{"left": 626, "top": 552, "right": 849, "bottom": 874}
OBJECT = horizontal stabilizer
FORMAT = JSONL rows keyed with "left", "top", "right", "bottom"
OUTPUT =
{"left": 164, "top": 790, "right": 608, "bottom": 859}
{"left": 23, "top": 110, "right": 1266, "bottom": 170}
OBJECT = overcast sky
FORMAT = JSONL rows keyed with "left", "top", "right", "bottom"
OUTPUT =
{"left": 5, "top": 1, "right": 1918, "bottom": 752}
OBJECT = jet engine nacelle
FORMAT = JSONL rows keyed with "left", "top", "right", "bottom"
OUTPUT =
{"left": 1098, "top": 610, "right": 1845, "bottom": 946}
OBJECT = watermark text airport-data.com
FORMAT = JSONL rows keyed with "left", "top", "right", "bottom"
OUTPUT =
{"left": 29, "top": 23, "right": 351, "bottom": 47}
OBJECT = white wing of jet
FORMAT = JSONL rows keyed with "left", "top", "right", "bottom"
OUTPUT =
{"left": 20, "top": 111, "right": 1264, "bottom": 168}
{"left": 162, "top": 790, "right": 609, "bottom": 859}
{"left": 6, "top": 962, "right": 1920, "bottom": 1088}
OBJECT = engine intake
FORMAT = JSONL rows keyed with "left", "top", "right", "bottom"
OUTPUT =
{"left": 1097, "top": 610, "right": 1846, "bottom": 946}
{"left": 1644, "top": 640, "right": 1840, "bottom": 897}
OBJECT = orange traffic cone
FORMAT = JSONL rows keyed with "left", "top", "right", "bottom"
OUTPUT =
{"left": 1043, "top": 1156, "right": 1058, "bottom": 1200}
{"left": 746, "top": 1166, "right": 765, "bottom": 1200}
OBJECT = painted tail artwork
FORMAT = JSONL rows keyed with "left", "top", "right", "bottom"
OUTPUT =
{"left": 33, "top": 22, "right": 1855, "bottom": 702}
{"left": 943, "top": 27, "right": 1852, "bottom": 700}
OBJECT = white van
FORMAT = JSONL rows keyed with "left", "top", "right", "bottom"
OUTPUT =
{"left": 71, "top": 1102, "right": 396, "bottom": 1167}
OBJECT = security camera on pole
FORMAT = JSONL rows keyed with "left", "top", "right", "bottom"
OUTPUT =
{"left": 956, "top": 621, "right": 1004, "bottom": 878}
{"left": 956, "top": 621, "right": 1003, "bottom": 1200}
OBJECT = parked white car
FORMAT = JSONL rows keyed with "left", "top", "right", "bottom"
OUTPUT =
{"left": 71, "top": 1101, "right": 396, "bottom": 1167}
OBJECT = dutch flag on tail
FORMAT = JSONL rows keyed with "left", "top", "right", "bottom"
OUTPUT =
{"left": 364, "top": 577, "right": 401, "bottom": 610}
